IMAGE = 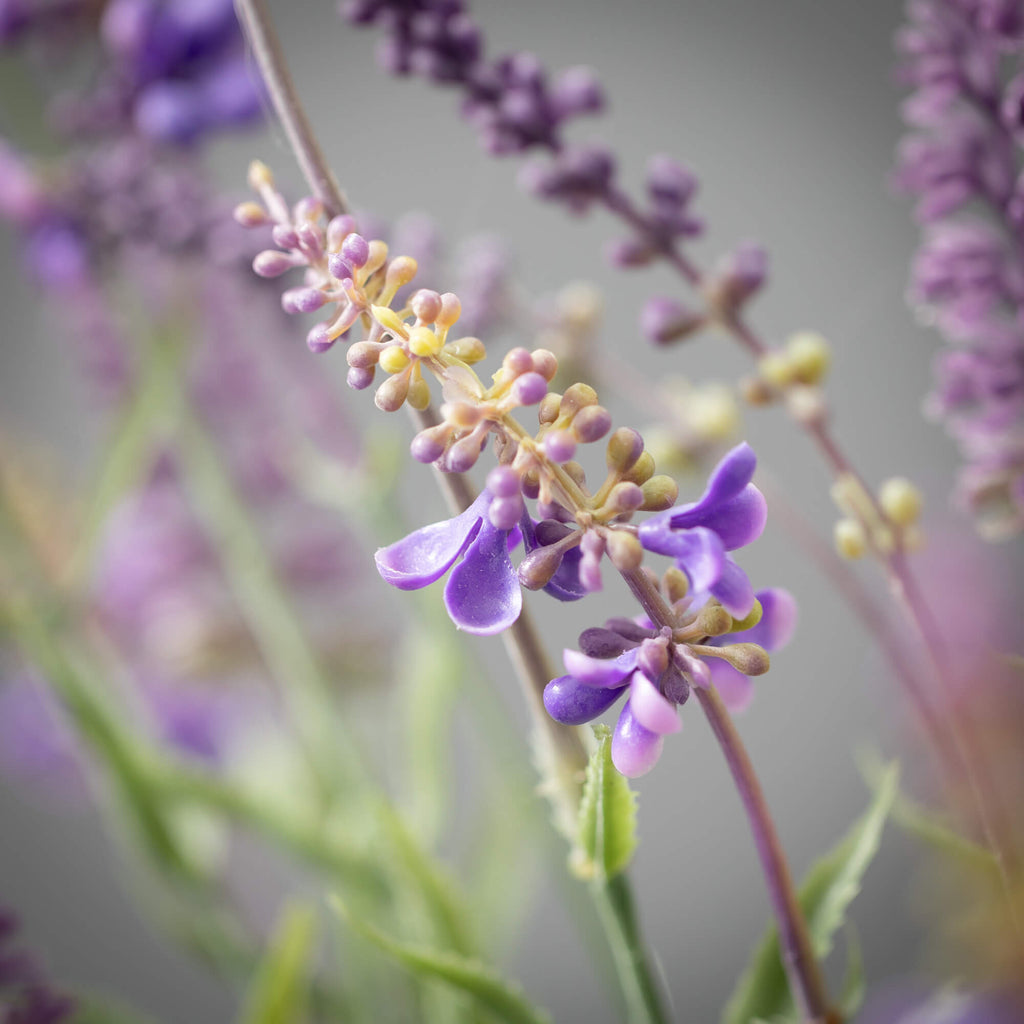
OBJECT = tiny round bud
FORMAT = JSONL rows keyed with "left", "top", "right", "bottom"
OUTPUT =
{"left": 606, "top": 481, "right": 645, "bottom": 515}
{"left": 407, "top": 376, "right": 431, "bottom": 410}
{"left": 307, "top": 322, "right": 333, "bottom": 353}
{"left": 273, "top": 224, "right": 299, "bottom": 250}
{"left": 447, "top": 432, "right": 485, "bottom": 472}
{"left": 544, "top": 429, "right": 577, "bottom": 464}
{"left": 512, "top": 371, "right": 549, "bottom": 406}
{"left": 364, "top": 239, "right": 389, "bottom": 275}
{"left": 446, "top": 336, "right": 486, "bottom": 363}
{"left": 411, "top": 289, "right": 443, "bottom": 322}
{"left": 623, "top": 450, "right": 656, "bottom": 485}
{"left": 560, "top": 382, "right": 598, "bottom": 416}
{"left": 503, "top": 347, "right": 534, "bottom": 376}
{"left": 326, "top": 214, "right": 357, "bottom": 250}
{"left": 347, "top": 341, "right": 381, "bottom": 368}
{"left": 379, "top": 345, "right": 411, "bottom": 374}
{"left": 282, "top": 286, "right": 327, "bottom": 314}
{"left": 233, "top": 201, "right": 267, "bottom": 227}
{"left": 294, "top": 197, "right": 324, "bottom": 223}
{"left": 714, "top": 642, "right": 770, "bottom": 676}
{"left": 785, "top": 385, "right": 827, "bottom": 427}
{"left": 605, "top": 530, "right": 643, "bottom": 571}
{"left": 731, "top": 598, "right": 763, "bottom": 634}
{"left": 253, "top": 250, "right": 294, "bottom": 278}
{"left": 572, "top": 404, "right": 612, "bottom": 444}
{"left": 489, "top": 494, "right": 524, "bottom": 531}
{"left": 328, "top": 252, "right": 354, "bottom": 280}
{"left": 408, "top": 325, "right": 442, "bottom": 357}
{"left": 640, "top": 475, "right": 679, "bottom": 512}
{"left": 538, "top": 392, "right": 562, "bottom": 425}
{"left": 411, "top": 425, "right": 449, "bottom": 463}
{"left": 835, "top": 517, "right": 867, "bottom": 560}
{"left": 347, "top": 365, "right": 374, "bottom": 389}
{"left": 384, "top": 255, "right": 418, "bottom": 292}
{"left": 758, "top": 351, "right": 795, "bottom": 389}
{"left": 518, "top": 544, "right": 566, "bottom": 590}
{"left": 786, "top": 330, "right": 830, "bottom": 384}
{"left": 696, "top": 604, "right": 734, "bottom": 637}
{"left": 531, "top": 348, "right": 559, "bottom": 381}
{"left": 341, "top": 232, "right": 370, "bottom": 268}
{"left": 878, "top": 477, "right": 923, "bottom": 527}
{"left": 436, "top": 292, "right": 462, "bottom": 329}
{"left": 247, "top": 159, "right": 274, "bottom": 190}
{"left": 663, "top": 567, "right": 689, "bottom": 604}
{"left": 487, "top": 466, "right": 520, "bottom": 498}
{"left": 606, "top": 427, "right": 645, "bottom": 473}
{"left": 375, "top": 372, "right": 410, "bottom": 412}
{"left": 521, "top": 468, "right": 541, "bottom": 499}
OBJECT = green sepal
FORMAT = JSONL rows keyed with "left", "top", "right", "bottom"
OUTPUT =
{"left": 573, "top": 724, "right": 638, "bottom": 881}
{"left": 722, "top": 762, "right": 899, "bottom": 1024}
{"left": 331, "top": 898, "right": 553, "bottom": 1024}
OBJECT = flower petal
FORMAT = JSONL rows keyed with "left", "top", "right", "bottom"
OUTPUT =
{"left": 443, "top": 518, "right": 522, "bottom": 635}
{"left": 628, "top": 671, "right": 682, "bottom": 735}
{"left": 543, "top": 544, "right": 586, "bottom": 602}
{"left": 637, "top": 523, "right": 725, "bottom": 594}
{"left": 668, "top": 485, "right": 767, "bottom": 549}
{"left": 375, "top": 492, "right": 488, "bottom": 590}
{"left": 709, "top": 556, "right": 755, "bottom": 618}
{"left": 707, "top": 658, "right": 755, "bottom": 713}
{"left": 611, "top": 700, "right": 666, "bottom": 778}
{"left": 738, "top": 588, "right": 798, "bottom": 651}
{"left": 563, "top": 646, "right": 639, "bottom": 687}
{"left": 543, "top": 675, "right": 625, "bottom": 725}
{"left": 694, "top": 442, "right": 757, "bottom": 507}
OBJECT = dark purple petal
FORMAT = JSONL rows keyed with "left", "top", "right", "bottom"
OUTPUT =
{"left": 562, "top": 646, "right": 639, "bottom": 687}
{"left": 543, "top": 675, "right": 624, "bottom": 725}
{"left": 706, "top": 658, "right": 754, "bottom": 713}
{"left": 611, "top": 699, "right": 665, "bottom": 778}
{"left": 709, "top": 557, "right": 756, "bottom": 618}
{"left": 667, "top": 484, "right": 767, "bottom": 550}
{"left": 375, "top": 493, "right": 487, "bottom": 590}
{"left": 543, "top": 543, "right": 586, "bottom": 601}
{"left": 628, "top": 671, "right": 682, "bottom": 734}
{"left": 637, "top": 522, "right": 725, "bottom": 594}
{"left": 443, "top": 518, "right": 522, "bottom": 635}
{"left": 737, "top": 588, "right": 798, "bottom": 651}
{"left": 694, "top": 442, "right": 757, "bottom": 506}
{"left": 578, "top": 626, "right": 633, "bottom": 658}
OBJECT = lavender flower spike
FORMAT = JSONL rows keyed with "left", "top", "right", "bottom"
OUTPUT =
{"left": 637, "top": 442, "right": 767, "bottom": 616}
{"left": 375, "top": 486, "right": 523, "bottom": 635}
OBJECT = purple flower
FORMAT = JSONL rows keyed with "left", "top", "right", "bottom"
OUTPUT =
{"left": 375, "top": 489, "right": 523, "bottom": 635}
{"left": 544, "top": 588, "right": 796, "bottom": 777}
{"left": 637, "top": 442, "right": 767, "bottom": 617}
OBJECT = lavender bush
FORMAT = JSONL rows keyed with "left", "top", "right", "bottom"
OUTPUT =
{"left": 0, "top": 2, "right": 1022, "bottom": 1023}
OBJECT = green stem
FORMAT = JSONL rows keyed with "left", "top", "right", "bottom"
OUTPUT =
{"left": 590, "top": 875, "right": 669, "bottom": 1024}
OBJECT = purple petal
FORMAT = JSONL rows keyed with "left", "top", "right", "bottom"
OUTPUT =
{"left": 443, "top": 518, "right": 522, "bottom": 635}
{"left": 543, "top": 675, "right": 625, "bottom": 725}
{"left": 563, "top": 646, "right": 639, "bottom": 687}
{"left": 375, "top": 493, "right": 487, "bottom": 590}
{"left": 737, "top": 588, "right": 798, "bottom": 652}
{"left": 707, "top": 659, "right": 755, "bottom": 713}
{"left": 696, "top": 442, "right": 757, "bottom": 506}
{"left": 637, "top": 523, "right": 725, "bottom": 594}
{"left": 544, "top": 543, "right": 586, "bottom": 601}
{"left": 709, "top": 557, "right": 756, "bottom": 618}
{"left": 628, "top": 672, "right": 682, "bottom": 735}
{"left": 668, "top": 485, "right": 767, "bottom": 550}
{"left": 611, "top": 700, "right": 666, "bottom": 778}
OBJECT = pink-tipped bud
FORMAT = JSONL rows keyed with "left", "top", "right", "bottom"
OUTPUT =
{"left": 411, "top": 424, "right": 450, "bottom": 463}
{"left": 531, "top": 348, "right": 558, "bottom": 381}
{"left": 281, "top": 287, "right": 327, "bottom": 314}
{"left": 253, "top": 250, "right": 295, "bottom": 278}
{"left": 341, "top": 232, "right": 369, "bottom": 268}
{"left": 503, "top": 347, "right": 534, "bottom": 376}
{"left": 233, "top": 201, "right": 268, "bottom": 227}
{"left": 446, "top": 432, "right": 485, "bottom": 472}
{"left": 436, "top": 292, "right": 462, "bottom": 329}
{"left": 606, "top": 481, "right": 645, "bottom": 515}
{"left": 486, "top": 465, "right": 521, "bottom": 498}
{"left": 328, "top": 252, "right": 354, "bottom": 280}
{"left": 560, "top": 382, "right": 598, "bottom": 416}
{"left": 544, "top": 430, "right": 577, "bottom": 464}
{"left": 512, "top": 371, "right": 548, "bottom": 406}
{"left": 411, "top": 289, "right": 443, "bottom": 323}
{"left": 307, "top": 322, "right": 334, "bottom": 353}
{"left": 606, "top": 427, "right": 645, "bottom": 473}
{"left": 272, "top": 225, "right": 299, "bottom": 249}
{"left": 326, "top": 214, "right": 358, "bottom": 250}
{"left": 571, "top": 404, "right": 612, "bottom": 443}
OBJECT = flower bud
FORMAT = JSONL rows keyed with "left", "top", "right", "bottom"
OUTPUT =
{"left": 521, "top": 468, "right": 541, "bottom": 499}
{"left": 347, "top": 341, "right": 381, "bottom": 368}
{"left": 341, "top": 232, "right": 370, "bottom": 268}
{"left": 503, "top": 347, "right": 534, "bottom": 375}
{"left": 544, "top": 430, "right": 577, "bottom": 464}
{"left": 834, "top": 517, "right": 867, "bottom": 560}
{"left": 436, "top": 292, "right": 462, "bottom": 330}
{"left": 512, "top": 371, "right": 549, "bottom": 406}
{"left": 384, "top": 255, "right": 418, "bottom": 294}
{"left": 572, "top": 404, "right": 612, "bottom": 443}
{"left": 878, "top": 476, "right": 922, "bottom": 527}
{"left": 606, "top": 481, "right": 645, "bottom": 515}
{"left": 758, "top": 351, "right": 795, "bottom": 389}
{"left": 375, "top": 371, "right": 409, "bottom": 412}
{"left": 234, "top": 201, "right": 267, "bottom": 227}
{"left": 560, "top": 383, "right": 598, "bottom": 417}
{"left": 696, "top": 604, "right": 733, "bottom": 637}
{"left": 606, "top": 427, "right": 645, "bottom": 473}
{"left": 379, "top": 345, "right": 411, "bottom": 374}
{"left": 447, "top": 432, "right": 485, "bottom": 472}
{"left": 446, "top": 336, "right": 486, "bottom": 363}
{"left": 731, "top": 598, "right": 763, "bottom": 634}
{"left": 622, "top": 450, "right": 656, "bottom": 485}
{"left": 518, "top": 544, "right": 566, "bottom": 589}
{"left": 253, "top": 250, "right": 294, "bottom": 278}
{"left": 711, "top": 643, "right": 770, "bottom": 676}
{"left": 407, "top": 376, "right": 431, "bottom": 410}
{"left": 347, "top": 365, "right": 374, "bottom": 389}
{"left": 411, "top": 425, "right": 450, "bottom": 463}
{"left": 247, "top": 160, "right": 274, "bottom": 190}
{"left": 562, "top": 461, "right": 587, "bottom": 487}
{"left": 489, "top": 494, "right": 524, "bottom": 531}
{"left": 605, "top": 530, "right": 643, "bottom": 571}
{"left": 538, "top": 392, "right": 562, "bottom": 425}
{"left": 409, "top": 325, "right": 443, "bottom": 357}
{"left": 662, "top": 567, "right": 689, "bottom": 604}
{"left": 411, "top": 288, "right": 442, "bottom": 322}
{"left": 786, "top": 330, "right": 830, "bottom": 384}
{"left": 307, "top": 322, "right": 333, "bottom": 353}
{"left": 640, "top": 475, "right": 679, "bottom": 511}
{"left": 531, "top": 348, "right": 559, "bottom": 381}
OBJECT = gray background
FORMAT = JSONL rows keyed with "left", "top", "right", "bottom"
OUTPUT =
{"left": 2, "top": 1, "right": 1022, "bottom": 1021}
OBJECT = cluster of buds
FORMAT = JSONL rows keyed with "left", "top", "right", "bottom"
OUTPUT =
{"left": 740, "top": 330, "right": 832, "bottom": 429}
{"left": 832, "top": 472, "right": 925, "bottom": 560}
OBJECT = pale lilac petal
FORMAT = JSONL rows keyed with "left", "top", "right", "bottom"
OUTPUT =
{"left": 543, "top": 675, "right": 625, "bottom": 725}
{"left": 611, "top": 700, "right": 665, "bottom": 778}
{"left": 738, "top": 588, "right": 798, "bottom": 652}
{"left": 628, "top": 671, "right": 682, "bottom": 735}
{"left": 707, "top": 659, "right": 755, "bottom": 713}
{"left": 375, "top": 492, "right": 488, "bottom": 590}
{"left": 562, "top": 646, "right": 639, "bottom": 687}
{"left": 668, "top": 485, "right": 767, "bottom": 549}
{"left": 444, "top": 518, "right": 522, "bottom": 635}
{"left": 636, "top": 523, "right": 725, "bottom": 593}
{"left": 709, "top": 556, "right": 755, "bottom": 618}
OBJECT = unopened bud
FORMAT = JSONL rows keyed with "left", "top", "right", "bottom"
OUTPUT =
{"left": 538, "top": 392, "right": 562, "bottom": 425}
{"left": 518, "top": 544, "right": 566, "bottom": 589}
{"left": 446, "top": 336, "right": 486, "bottom": 363}
{"left": 560, "top": 383, "right": 598, "bottom": 417}
{"left": 758, "top": 351, "right": 795, "bottom": 389}
{"left": 606, "top": 481, "right": 645, "bottom": 515}
{"left": 253, "top": 250, "right": 294, "bottom": 278}
{"left": 233, "top": 201, "right": 267, "bottom": 227}
{"left": 374, "top": 372, "right": 409, "bottom": 412}
{"left": 712, "top": 642, "right": 770, "bottom": 676}
{"left": 606, "top": 427, "right": 645, "bottom": 473}
{"left": 622, "top": 450, "right": 656, "bottom": 485}
{"left": 531, "top": 348, "right": 559, "bottom": 381}
{"left": 407, "top": 376, "right": 431, "bottom": 410}
{"left": 572, "top": 404, "right": 612, "bottom": 443}
{"left": 786, "top": 385, "right": 827, "bottom": 428}
{"left": 878, "top": 476, "right": 923, "bottom": 527}
{"left": 605, "top": 530, "right": 643, "bottom": 571}
{"left": 640, "top": 475, "right": 679, "bottom": 511}
{"left": 835, "top": 517, "right": 867, "bottom": 560}
{"left": 696, "top": 604, "right": 734, "bottom": 637}
{"left": 247, "top": 159, "right": 274, "bottom": 190}
{"left": 662, "top": 567, "right": 689, "bottom": 604}
{"left": 379, "top": 345, "right": 411, "bottom": 374}
{"left": 411, "top": 288, "right": 443, "bottom": 322}
{"left": 562, "top": 461, "right": 587, "bottom": 487}
{"left": 730, "top": 598, "right": 763, "bottom": 634}
{"left": 436, "top": 292, "right": 461, "bottom": 330}
{"left": 786, "top": 331, "right": 831, "bottom": 384}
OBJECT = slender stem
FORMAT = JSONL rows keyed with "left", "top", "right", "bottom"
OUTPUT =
{"left": 590, "top": 875, "right": 669, "bottom": 1024}
{"left": 620, "top": 566, "right": 833, "bottom": 1024}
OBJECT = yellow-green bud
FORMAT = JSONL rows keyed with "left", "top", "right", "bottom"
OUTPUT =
{"left": 639, "top": 475, "right": 679, "bottom": 512}
{"left": 878, "top": 476, "right": 923, "bottom": 527}
{"left": 378, "top": 345, "right": 411, "bottom": 374}
{"left": 731, "top": 598, "right": 763, "bottom": 633}
{"left": 384, "top": 256, "right": 418, "bottom": 293}
{"left": 758, "top": 351, "right": 796, "bottom": 389}
{"left": 364, "top": 239, "right": 389, "bottom": 277}
{"left": 407, "top": 376, "right": 431, "bottom": 411}
{"left": 605, "top": 427, "right": 644, "bottom": 473}
{"left": 714, "top": 642, "right": 770, "bottom": 676}
{"left": 372, "top": 305, "right": 408, "bottom": 337}
{"left": 562, "top": 461, "right": 587, "bottom": 487}
{"left": 663, "top": 567, "right": 689, "bottom": 604}
{"left": 622, "top": 450, "right": 656, "bottom": 486}
{"left": 374, "top": 372, "right": 409, "bottom": 412}
{"left": 605, "top": 531, "right": 643, "bottom": 571}
{"left": 696, "top": 604, "right": 734, "bottom": 637}
{"left": 408, "top": 325, "right": 442, "bottom": 357}
{"left": 247, "top": 159, "right": 274, "bottom": 190}
{"left": 835, "top": 517, "right": 867, "bottom": 559}
{"left": 560, "top": 382, "right": 599, "bottom": 416}
{"left": 786, "top": 330, "right": 831, "bottom": 384}
{"left": 445, "top": 336, "right": 486, "bottom": 363}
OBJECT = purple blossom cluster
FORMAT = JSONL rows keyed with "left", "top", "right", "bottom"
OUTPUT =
{"left": 895, "top": 0, "right": 1024, "bottom": 536}
{"left": 0, "top": 909, "right": 74, "bottom": 1024}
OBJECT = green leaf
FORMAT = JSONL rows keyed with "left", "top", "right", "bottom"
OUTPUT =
{"left": 332, "top": 898, "right": 552, "bottom": 1024}
{"left": 239, "top": 902, "right": 318, "bottom": 1024}
{"left": 839, "top": 926, "right": 865, "bottom": 1019}
{"left": 722, "top": 763, "right": 899, "bottom": 1024}
{"left": 574, "top": 724, "right": 638, "bottom": 881}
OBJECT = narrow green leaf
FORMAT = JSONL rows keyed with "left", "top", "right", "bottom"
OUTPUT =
{"left": 239, "top": 902, "right": 317, "bottom": 1024}
{"left": 722, "top": 763, "right": 899, "bottom": 1024}
{"left": 332, "top": 898, "right": 552, "bottom": 1024}
{"left": 839, "top": 926, "right": 865, "bottom": 1019}
{"left": 574, "top": 724, "right": 638, "bottom": 881}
